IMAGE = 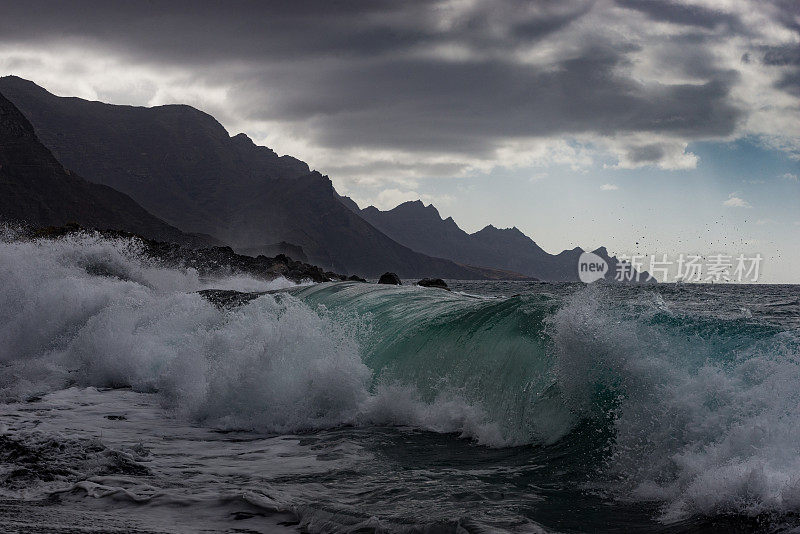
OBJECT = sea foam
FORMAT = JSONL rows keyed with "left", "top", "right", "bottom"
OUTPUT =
{"left": 0, "top": 232, "right": 495, "bottom": 441}
{"left": 550, "top": 285, "right": 800, "bottom": 520}
{"left": 3, "top": 232, "right": 800, "bottom": 521}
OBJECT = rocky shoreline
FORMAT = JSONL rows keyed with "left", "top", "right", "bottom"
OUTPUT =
{"left": 25, "top": 226, "right": 479, "bottom": 294}
{"left": 29, "top": 224, "right": 361, "bottom": 284}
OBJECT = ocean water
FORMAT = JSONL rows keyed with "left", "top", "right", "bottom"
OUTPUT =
{"left": 1, "top": 232, "right": 800, "bottom": 533}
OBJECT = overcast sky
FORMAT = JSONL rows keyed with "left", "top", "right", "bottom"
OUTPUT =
{"left": 1, "top": 0, "right": 798, "bottom": 281}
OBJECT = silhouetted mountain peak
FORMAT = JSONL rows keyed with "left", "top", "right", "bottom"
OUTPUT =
{"left": 393, "top": 199, "right": 425, "bottom": 210}
{"left": 231, "top": 132, "right": 256, "bottom": 145}
{"left": 0, "top": 91, "right": 216, "bottom": 247}
{"left": 0, "top": 75, "right": 40, "bottom": 92}
{"left": 473, "top": 224, "right": 529, "bottom": 241}
{"left": 441, "top": 216, "right": 461, "bottom": 231}
{"left": 0, "top": 77, "right": 490, "bottom": 278}
{"left": 357, "top": 199, "right": 647, "bottom": 281}
{"left": 1, "top": 76, "right": 642, "bottom": 281}
{"left": 362, "top": 205, "right": 380, "bottom": 215}
{"left": 228, "top": 132, "right": 310, "bottom": 175}
{"left": 390, "top": 200, "right": 443, "bottom": 221}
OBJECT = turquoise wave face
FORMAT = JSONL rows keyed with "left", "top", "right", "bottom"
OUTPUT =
{"left": 288, "top": 281, "right": 796, "bottom": 438}
{"left": 289, "top": 282, "right": 567, "bottom": 446}
{"left": 289, "top": 281, "right": 800, "bottom": 520}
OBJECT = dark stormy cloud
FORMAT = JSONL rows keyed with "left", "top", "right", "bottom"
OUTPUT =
{"left": 0, "top": 0, "right": 797, "bottom": 185}
{"left": 614, "top": 0, "right": 747, "bottom": 32}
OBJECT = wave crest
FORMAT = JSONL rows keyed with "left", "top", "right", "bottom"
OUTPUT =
{"left": 3, "top": 233, "right": 800, "bottom": 521}
{"left": 549, "top": 285, "right": 800, "bottom": 520}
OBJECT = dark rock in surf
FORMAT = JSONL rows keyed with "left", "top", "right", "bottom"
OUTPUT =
{"left": 325, "top": 271, "right": 348, "bottom": 282}
{"left": 347, "top": 275, "right": 367, "bottom": 282}
{"left": 236, "top": 241, "right": 308, "bottom": 263}
{"left": 417, "top": 278, "right": 449, "bottom": 290}
{"left": 198, "top": 289, "right": 264, "bottom": 309}
{"left": 378, "top": 272, "right": 401, "bottom": 285}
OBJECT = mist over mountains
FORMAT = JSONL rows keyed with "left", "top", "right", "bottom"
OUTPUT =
{"left": 0, "top": 76, "right": 640, "bottom": 281}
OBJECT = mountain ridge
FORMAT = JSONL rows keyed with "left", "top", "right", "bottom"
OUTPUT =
{"left": 352, "top": 198, "right": 647, "bottom": 282}
{"left": 0, "top": 90, "right": 218, "bottom": 247}
{"left": 1, "top": 75, "right": 645, "bottom": 281}
{"left": 0, "top": 76, "right": 507, "bottom": 279}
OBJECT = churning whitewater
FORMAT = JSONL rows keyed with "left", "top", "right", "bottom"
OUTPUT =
{"left": 1, "top": 231, "right": 800, "bottom": 532}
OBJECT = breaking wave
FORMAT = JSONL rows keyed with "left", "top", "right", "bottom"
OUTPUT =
{"left": 2, "top": 231, "right": 800, "bottom": 522}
